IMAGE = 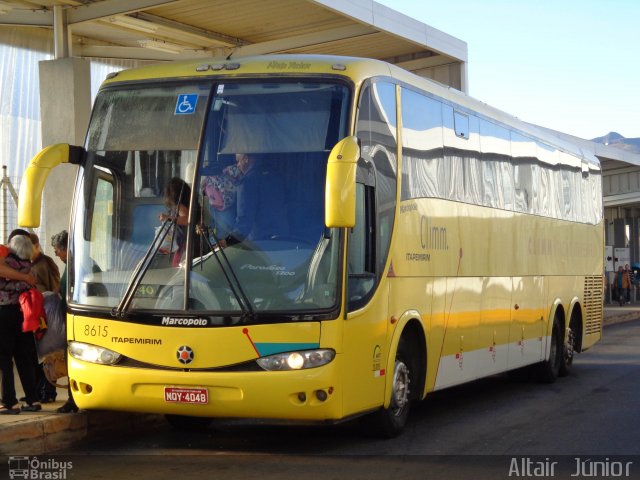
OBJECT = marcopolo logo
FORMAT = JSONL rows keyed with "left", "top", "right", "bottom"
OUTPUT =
{"left": 161, "top": 316, "right": 209, "bottom": 326}
{"left": 8, "top": 456, "right": 72, "bottom": 479}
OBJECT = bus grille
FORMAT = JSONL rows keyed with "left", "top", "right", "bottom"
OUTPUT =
{"left": 583, "top": 275, "right": 604, "bottom": 335}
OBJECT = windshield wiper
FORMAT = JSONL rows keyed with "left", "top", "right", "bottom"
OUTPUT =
{"left": 197, "top": 215, "right": 255, "bottom": 322}
{"left": 112, "top": 197, "right": 255, "bottom": 321}
{"left": 112, "top": 217, "right": 174, "bottom": 318}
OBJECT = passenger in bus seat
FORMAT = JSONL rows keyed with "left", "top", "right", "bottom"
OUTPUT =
{"left": 159, "top": 177, "right": 192, "bottom": 266}
{"left": 159, "top": 177, "right": 208, "bottom": 265}
{"left": 159, "top": 177, "right": 191, "bottom": 226}
{"left": 217, "top": 153, "right": 288, "bottom": 247}
{"left": 201, "top": 162, "right": 242, "bottom": 240}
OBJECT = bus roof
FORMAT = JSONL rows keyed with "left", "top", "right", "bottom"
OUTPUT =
{"left": 101, "top": 53, "right": 600, "bottom": 170}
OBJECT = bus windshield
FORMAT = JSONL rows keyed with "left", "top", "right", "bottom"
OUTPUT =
{"left": 71, "top": 80, "right": 350, "bottom": 322}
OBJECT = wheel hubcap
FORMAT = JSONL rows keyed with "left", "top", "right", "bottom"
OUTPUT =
{"left": 390, "top": 360, "right": 410, "bottom": 415}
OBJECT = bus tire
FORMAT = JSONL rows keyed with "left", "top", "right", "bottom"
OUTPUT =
{"left": 537, "top": 317, "right": 563, "bottom": 383}
{"left": 559, "top": 323, "right": 575, "bottom": 377}
{"left": 165, "top": 414, "right": 211, "bottom": 432}
{"left": 365, "top": 338, "right": 412, "bottom": 438}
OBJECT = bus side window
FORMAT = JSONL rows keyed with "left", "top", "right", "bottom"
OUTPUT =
{"left": 347, "top": 183, "right": 376, "bottom": 310}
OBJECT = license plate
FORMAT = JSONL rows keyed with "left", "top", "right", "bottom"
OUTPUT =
{"left": 164, "top": 387, "right": 209, "bottom": 404}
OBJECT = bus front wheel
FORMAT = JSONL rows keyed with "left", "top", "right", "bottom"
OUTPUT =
{"left": 365, "top": 338, "right": 412, "bottom": 438}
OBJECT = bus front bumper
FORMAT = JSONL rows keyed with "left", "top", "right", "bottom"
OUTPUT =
{"left": 67, "top": 356, "right": 343, "bottom": 422}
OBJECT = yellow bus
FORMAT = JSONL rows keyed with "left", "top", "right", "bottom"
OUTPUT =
{"left": 19, "top": 54, "right": 603, "bottom": 437}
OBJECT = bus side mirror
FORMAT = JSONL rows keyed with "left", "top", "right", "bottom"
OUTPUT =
{"left": 18, "top": 143, "right": 83, "bottom": 228}
{"left": 325, "top": 136, "right": 360, "bottom": 228}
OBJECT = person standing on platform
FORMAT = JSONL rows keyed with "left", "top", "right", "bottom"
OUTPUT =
{"left": 51, "top": 230, "right": 78, "bottom": 414}
{"left": 0, "top": 233, "right": 41, "bottom": 414}
{"left": 30, "top": 233, "right": 60, "bottom": 293}
{"left": 29, "top": 233, "right": 61, "bottom": 403}
{"left": 615, "top": 265, "right": 631, "bottom": 307}
{"left": 624, "top": 264, "right": 634, "bottom": 304}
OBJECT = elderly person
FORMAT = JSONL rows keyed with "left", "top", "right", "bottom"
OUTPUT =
{"left": 51, "top": 230, "right": 68, "bottom": 299}
{"left": 50, "top": 230, "right": 78, "bottom": 413}
{"left": 0, "top": 232, "right": 41, "bottom": 414}
{"left": 0, "top": 229, "right": 36, "bottom": 286}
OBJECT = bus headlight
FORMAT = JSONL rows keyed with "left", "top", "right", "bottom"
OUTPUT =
{"left": 256, "top": 349, "right": 335, "bottom": 371}
{"left": 69, "top": 341, "right": 122, "bottom": 365}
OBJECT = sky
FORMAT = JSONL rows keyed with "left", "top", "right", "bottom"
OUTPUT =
{"left": 376, "top": 0, "right": 638, "bottom": 140}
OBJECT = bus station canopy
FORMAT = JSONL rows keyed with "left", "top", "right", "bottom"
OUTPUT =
{"left": 0, "top": 0, "right": 468, "bottom": 90}
{"left": 4, "top": 0, "right": 640, "bottom": 213}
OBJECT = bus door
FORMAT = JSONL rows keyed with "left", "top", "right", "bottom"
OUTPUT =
{"left": 341, "top": 80, "right": 398, "bottom": 416}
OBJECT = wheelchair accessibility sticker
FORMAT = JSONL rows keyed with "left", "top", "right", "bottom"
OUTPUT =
{"left": 175, "top": 94, "right": 198, "bottom": 115}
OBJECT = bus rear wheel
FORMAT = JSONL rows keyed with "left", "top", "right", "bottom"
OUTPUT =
{"left": 365, "top": 339, "right": 412, "bottom": 438}
{"left": 559, "top": 325, "right": 575, "bottom": 377}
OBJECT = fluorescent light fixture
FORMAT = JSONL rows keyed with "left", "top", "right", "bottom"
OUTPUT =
{"left": 108, "top": 15, "right": 158, "bottom": 34}
{"left": 138, "top": 39, "right": 183, "bottom": 54}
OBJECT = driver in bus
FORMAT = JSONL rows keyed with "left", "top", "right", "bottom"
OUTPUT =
{"left": 216, "top": 153, "right": 287, "bottom": 248}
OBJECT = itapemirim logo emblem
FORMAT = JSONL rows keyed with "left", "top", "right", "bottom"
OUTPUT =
{"left": 176, "top": 345, "right": 194, "bottom": 365}
{"left": 8, "top": 456, "right": 72, "bottom": 479}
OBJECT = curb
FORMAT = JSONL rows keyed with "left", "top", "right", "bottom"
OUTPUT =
{"left": 0, "top": 411, "right": 164, "bottom": 455}
{"left": 606, "top": 314, "right": 640, "bottom": 326}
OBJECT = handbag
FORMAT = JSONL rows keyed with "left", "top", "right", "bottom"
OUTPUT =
{"left": 19, "top": 288, "right": 47, "bottom": 338}
{"left": 41, "top": 349, "right": 69, "bottom": 389}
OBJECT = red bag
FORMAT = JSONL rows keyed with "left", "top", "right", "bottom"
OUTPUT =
{"left": 19, "top": 288, "right": 47, "bottom": 338}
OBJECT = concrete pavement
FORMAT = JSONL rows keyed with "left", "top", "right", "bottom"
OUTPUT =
{"left": 1, "top": 305, "right": 639, "bottom": 455}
